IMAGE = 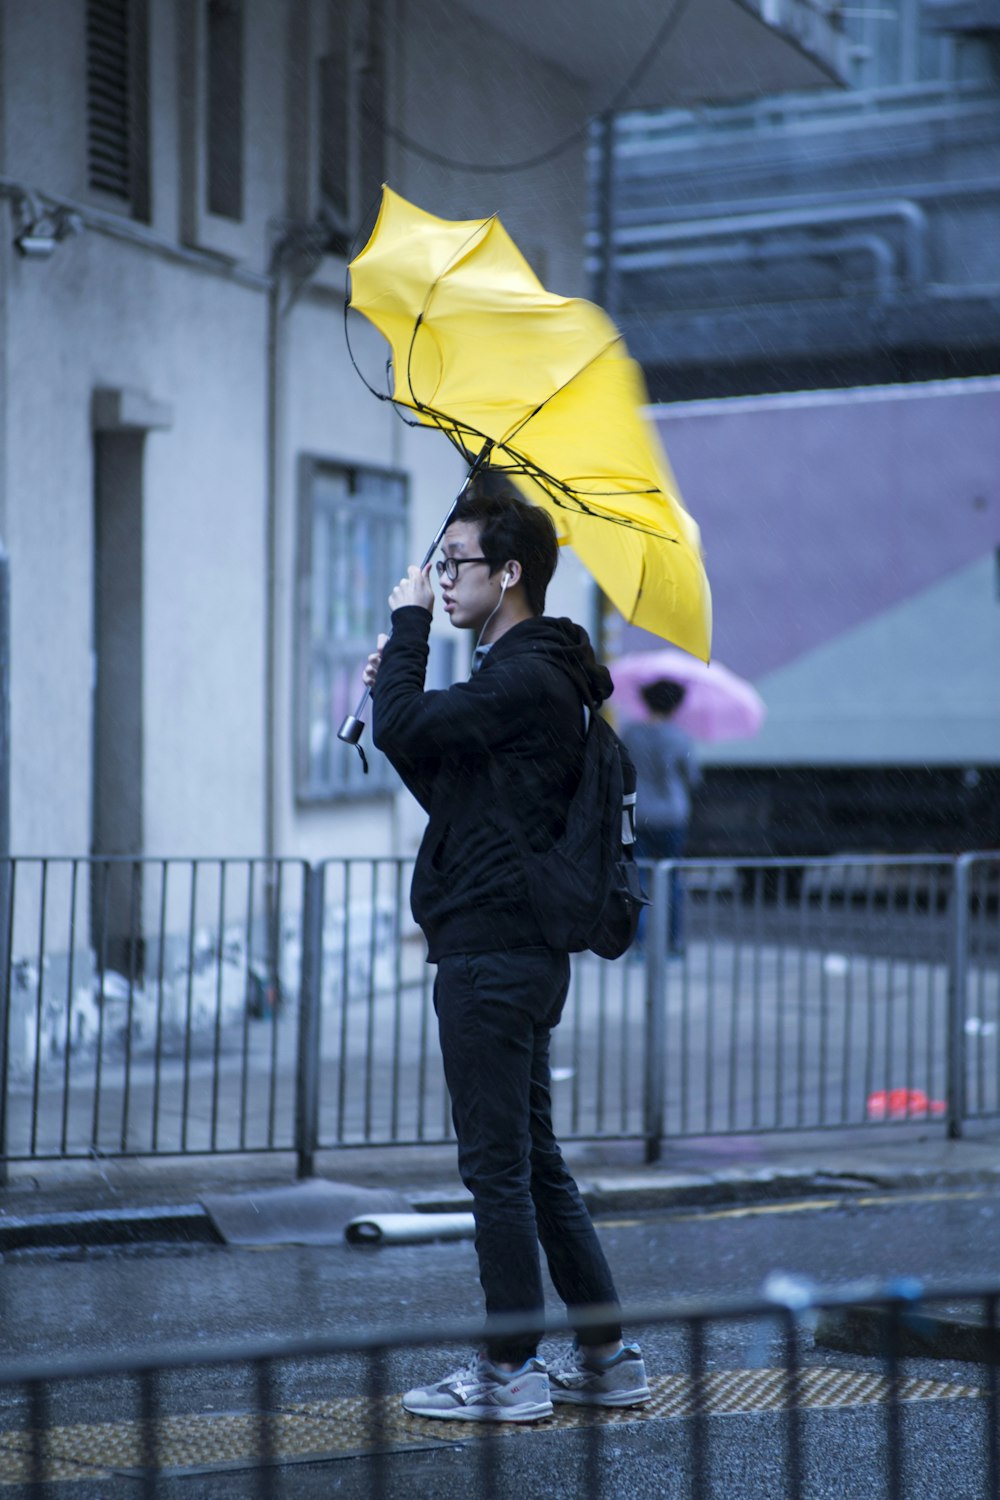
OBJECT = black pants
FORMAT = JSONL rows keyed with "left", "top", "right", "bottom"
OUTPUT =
{"left": 434, "top": 948, "right": 622, "bottom": 1365}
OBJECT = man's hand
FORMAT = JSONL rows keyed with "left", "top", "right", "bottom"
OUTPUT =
{"left": 388, "top": 564, "right": 434, "bottom": 615}
{"left": 362, "top": 633, "right": 389, "bottom": 690}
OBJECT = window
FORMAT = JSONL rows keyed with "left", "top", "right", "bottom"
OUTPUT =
{"left": 85, "top": 0, "right": 150, "bottom": 220}
{"left": 317, "top": 0, "right": 386, "bottom": 250}
{"left": 206, "top": 0, "right": 244, "bottom": 220}
{"left": 296, "top": 458, "right": 407, "bottom": 800}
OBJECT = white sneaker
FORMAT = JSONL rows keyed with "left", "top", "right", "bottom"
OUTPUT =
{"left": 549, "top": 1343, "right": 650, "bottom": 1407}
{"left": 402, "top": 1354, "right": 553, "bottom": 1422}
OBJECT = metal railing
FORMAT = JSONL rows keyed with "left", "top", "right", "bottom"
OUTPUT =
{"left": 1, "top": 852, "right": 997, "bottom": 1170}
{"left": 1, "top": 1279, "right": 997, "bottom": 1497}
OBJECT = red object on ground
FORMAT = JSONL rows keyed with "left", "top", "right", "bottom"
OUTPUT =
{"left": 866, "top": 1088, "right": 947, "bottom": 1120}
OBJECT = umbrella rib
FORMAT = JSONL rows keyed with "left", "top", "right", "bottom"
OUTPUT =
{"left": 524, "top": 465, "right": 680, "bottom": 542}
{"left": 381, "top": 390, "right": 681, "bottom": 541}
{"left": 402, "top": 216, "right": 497, "bottom": 411}
{"left": 500, "top": 332, "right": 624, "bottom": 448}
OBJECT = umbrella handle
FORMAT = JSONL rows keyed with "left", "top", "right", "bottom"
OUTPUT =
{"left": 338, "top": 692, "right": 370, "bottom": 745}
{"left": 337, "top": 443, "right": 493, "bottom": 754}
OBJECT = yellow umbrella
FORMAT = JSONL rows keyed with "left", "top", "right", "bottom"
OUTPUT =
{"left": 348, "top": 186, "right": 712, "bottom": 662}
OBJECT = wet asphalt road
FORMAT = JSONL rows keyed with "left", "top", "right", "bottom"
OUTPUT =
{"left": 3, "top": 1182, "right": 1000, "bottom": 1496}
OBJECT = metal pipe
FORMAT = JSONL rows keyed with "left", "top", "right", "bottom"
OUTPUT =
{"left": 643, "top": 860, "right": 669, "bottom": 1162}
{"left": 592, "top": 111, "right": 618, "bottom": 314}
{"left": 606, "top": 199, "right": 929, "bottom": 288}
{"left": 947, "top": 853, "right": 972, "bottom": 1140}
{"left": 606, "top": 80, "right": 997, "bottom": 153}
{"left": 293, "top": 864, "right": 325, "bottom": 1176}
{"left": 0, "top": 545, "right": 9, "bottom": 1183}
{"left": 601, "top": 230, "right": 899, "bottom": 300}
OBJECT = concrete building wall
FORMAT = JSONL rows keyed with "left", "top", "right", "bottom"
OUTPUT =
{"left": 0, "top": 0, "right": 600, "bottom": 866}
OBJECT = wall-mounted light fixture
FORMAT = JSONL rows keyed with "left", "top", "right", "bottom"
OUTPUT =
{"left": 11, "top": 190, "right": 83, "bottom": 259}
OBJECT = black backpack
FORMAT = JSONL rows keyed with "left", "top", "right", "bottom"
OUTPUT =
{"left": 490, "top": 700, "right": 650, "bottom": 960}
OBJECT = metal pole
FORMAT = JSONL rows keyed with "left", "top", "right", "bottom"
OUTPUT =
{"left": 643, "top": 861, "right": 669, "bottom": 1163}
{"left": 0, "top": 542, "right": 8, "bottom": 867}
{"left": 295, "top": 862, "right": 325, "bottom": 1177}
{"left": 947, "top": 854, "right": 971, "bottom": 1140}
{"left": 0, "top": 543, "right": 9, "bottom": 1185}
{"left": 592, "top": 110, "right": 617, "bottom": 316}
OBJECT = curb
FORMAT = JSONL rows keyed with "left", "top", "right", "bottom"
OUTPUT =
{"left": 4, "top": 1155, "right": 1000, "bottom": 1253}
{"left": 0, "top": 1204, "right": 221, "bottom": 1254}
{"left": 815, "top": 1303, "right": 1000, "bottom": 1366}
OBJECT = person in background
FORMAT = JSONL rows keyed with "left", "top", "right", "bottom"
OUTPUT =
{"left": 621, "top": 680, "right": 701, "bottom": 956}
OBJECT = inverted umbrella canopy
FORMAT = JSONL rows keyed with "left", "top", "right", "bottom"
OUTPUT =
{"left": 348, "top": 186, "right": 712, "bottom": 662}
{"left": 611, "top": 648, "right": 765, "bottom": 743}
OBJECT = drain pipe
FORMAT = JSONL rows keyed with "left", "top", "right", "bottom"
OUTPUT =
{"left": 264, "top": 269, "right": 282, "bottom": 880}
{"left": 0, "top": 542, "right": 9, "bottom": 1185}
{"left": 263, "top": 223, "right": 340, "bottom": 944}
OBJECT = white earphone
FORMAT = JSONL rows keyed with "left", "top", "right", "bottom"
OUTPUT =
{"left": 500, "top": 571, "right": 513, "bottom": 590}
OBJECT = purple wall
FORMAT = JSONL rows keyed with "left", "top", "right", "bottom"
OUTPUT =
{"left": 651, "top": 379, "right": 1000, "bottom": 680}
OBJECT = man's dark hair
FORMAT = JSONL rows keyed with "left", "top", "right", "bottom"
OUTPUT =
{"left": 640, "top": 680, "right": 686, "bottom": 717}
{"left": 453, "top": 471, "right": 559, "bottom": 616}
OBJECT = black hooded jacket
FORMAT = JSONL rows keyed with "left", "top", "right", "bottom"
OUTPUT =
{"left": 372, "top": 606, "right": 613, "bottom": 960}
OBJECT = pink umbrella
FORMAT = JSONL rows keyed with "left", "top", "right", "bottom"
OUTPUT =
{"left": 611, "top": 648, "right": 766, "bottom": 743}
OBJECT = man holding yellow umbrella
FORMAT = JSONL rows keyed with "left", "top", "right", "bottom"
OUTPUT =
{"left": 351, "top": 188, "right": 710, "bottom": 1420}
{"left": 366, "top": 478, "right": 650, "bottom": 1421}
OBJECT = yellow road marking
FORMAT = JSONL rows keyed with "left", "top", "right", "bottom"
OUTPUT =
{"left": 0, "top": 1367, "right": 981, "bottom": 1484}
{"left": 597, "top": 1186, "right": 992, "bottom": 1230}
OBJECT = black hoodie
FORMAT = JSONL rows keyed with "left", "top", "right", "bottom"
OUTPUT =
{"left": 372, "top": 606, "right": 613, "bottom": 960}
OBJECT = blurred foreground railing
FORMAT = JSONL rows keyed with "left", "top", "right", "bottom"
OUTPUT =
{"left": 1, "top": 1280, "right": 998, "bottom": 1498}
{"left": 0, "top": 852, "right": 997, "bottom": 1169}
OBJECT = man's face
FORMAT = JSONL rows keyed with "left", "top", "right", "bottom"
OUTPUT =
{"left": 438, "top": 520, "right": 502, "bottom": 632}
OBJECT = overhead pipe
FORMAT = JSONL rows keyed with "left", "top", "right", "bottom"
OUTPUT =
{"left": 600, "top": 230, "right": 899, "bottom": 302}
{"left": 605, "top": 199, "right": 930, "bottom": 289}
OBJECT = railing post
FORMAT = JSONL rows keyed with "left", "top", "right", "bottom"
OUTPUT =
{"left": 0, "top": 859, "right": 9, "bottom": 1186}
{"left": 946, "top": 854, "right": 971, "bottom": 1141}
{"left": 643, "top": 861, "right": 670, "bottom": 1163}
{"left": 295, "top": 861, "right": 324, "bottom": 1178}
{"left": 0, "top": 546, "right": 10, "bottom": 1187}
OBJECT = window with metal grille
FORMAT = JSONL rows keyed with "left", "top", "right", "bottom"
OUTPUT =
{"left": 206, "top": 0, "right": 245, "bottom": 220}
{"left": 86, "top": 0, "right": 149, "bottom": 219}
{"left": 296, "top": 459, "right": 407, "bottom": 800}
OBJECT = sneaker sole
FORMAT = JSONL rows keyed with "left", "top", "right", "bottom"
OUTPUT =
{"left": 551, "top": 1386, "right": 651, "bottom": 1408}
{"left": 402, "top": 1399, "right": 554, "bottom": 1423}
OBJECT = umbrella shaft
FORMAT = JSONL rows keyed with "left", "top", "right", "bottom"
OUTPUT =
{"left": 337, "top": 443, "right": 492, "bottom": 746}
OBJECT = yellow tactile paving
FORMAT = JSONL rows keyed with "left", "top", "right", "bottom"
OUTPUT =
{"left": 0, "top": 1367, "right": 983, "bottom": 1484}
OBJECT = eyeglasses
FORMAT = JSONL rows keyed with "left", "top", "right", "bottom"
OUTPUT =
{"left": 435, "top": 556, "right": 490, "bottom": 583}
